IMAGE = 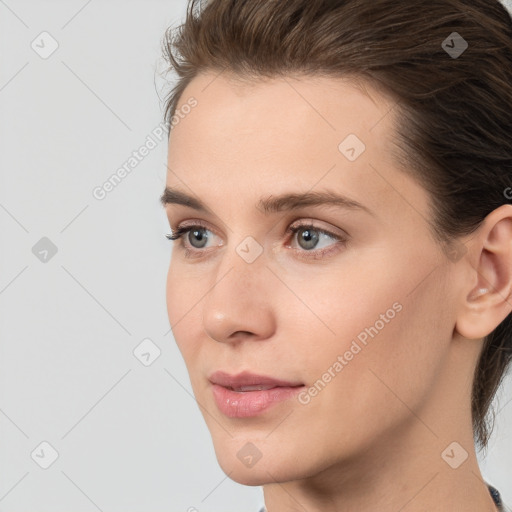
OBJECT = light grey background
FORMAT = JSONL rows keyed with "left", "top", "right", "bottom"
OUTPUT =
{"left": 0, "top": 1, "right": 511, "bottom": 511}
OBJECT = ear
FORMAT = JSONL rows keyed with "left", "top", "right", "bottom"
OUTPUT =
{"left": 455, "top": 204, "right": 512, "bottom": 340}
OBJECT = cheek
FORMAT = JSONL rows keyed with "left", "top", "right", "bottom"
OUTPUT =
{"left": 290, "top": 256, "right": 450, "bottom": 418}
{"left": 165, "top": 261, "right": 204, "bottom": 357}
{"left": 165, "top": 262, "right": 180, "bottom": 328}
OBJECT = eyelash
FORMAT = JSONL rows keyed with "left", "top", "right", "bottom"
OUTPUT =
{"left": 165, "top": 220, "right": 348, "bottom": 261}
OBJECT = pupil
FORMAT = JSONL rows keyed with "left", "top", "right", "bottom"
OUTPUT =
{"left": 187, "top": 227, "right": 321, "bottom": 250}
{"left": 300, "top": 228, "right": 319, "bottom": 250}
{"left": 190, "top": 228, "right": 208, "bottom": 248}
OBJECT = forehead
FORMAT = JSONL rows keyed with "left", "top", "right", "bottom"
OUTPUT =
{"left": 165, "top": 71, "right": 429, "bottom": 226}
{"left": 171, "top": 70, "right": 394, "bottom": 141}
{"left": 169, "top": 71, "right": 393, "bottom": 170}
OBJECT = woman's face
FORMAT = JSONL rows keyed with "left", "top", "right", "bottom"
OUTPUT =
{"left": 164, "top": 71, "right": 459, "bottom": 485}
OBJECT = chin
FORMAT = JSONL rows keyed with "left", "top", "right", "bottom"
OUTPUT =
{"left": 211, "top": 434, "right": 314, "bottom": 486}
{"left": 224, "top": 466, "right": 273, "bottom": 486}
{"left": 218, "top": 457, "right": 307, "bottom": 487}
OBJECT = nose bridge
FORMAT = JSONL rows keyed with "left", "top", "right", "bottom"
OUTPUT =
{"left": 201, "top": 236, "right": 274, "bottom": 342}
{"left": 215, "top": 230, "right": 268, "bottom": 295}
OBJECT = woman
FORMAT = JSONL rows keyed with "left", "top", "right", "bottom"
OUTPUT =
{"left": 160, "top": 0, "right": 512, "bottom": 510}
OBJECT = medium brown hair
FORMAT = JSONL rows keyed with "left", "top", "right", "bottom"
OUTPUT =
{"left": 161, "top": 0, "right": 512, "bottom": 449}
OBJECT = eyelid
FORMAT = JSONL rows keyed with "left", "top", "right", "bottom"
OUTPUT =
{"left": 166, "top": 218, "right": 349, "bottom": 260}
{"left": 169, "top": 218, "right": 347, "bottom": 238}
{"left": 287, "top": 218, "right": 348, "bottom": 239}
{"left": 168, "top": 219, "right": 223, "bottom": 242}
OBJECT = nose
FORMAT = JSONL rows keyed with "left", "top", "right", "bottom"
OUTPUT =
{"left": 202, "top": 245, "right": 276, "bottom": 344}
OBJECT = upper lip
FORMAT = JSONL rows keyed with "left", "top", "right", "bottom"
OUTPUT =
{"left": 208, "top": 370, "right": 304, "bottom": 389}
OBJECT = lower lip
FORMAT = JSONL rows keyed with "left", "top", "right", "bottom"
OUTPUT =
{"left": 211, "top": 383, "right": 304, "bottom": 418}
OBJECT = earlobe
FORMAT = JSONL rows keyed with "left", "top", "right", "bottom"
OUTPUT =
{"left": 454, "top": 205, "right": 512, "bottom": 341}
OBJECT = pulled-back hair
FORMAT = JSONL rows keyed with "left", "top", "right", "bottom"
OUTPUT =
{"left": 161, "top": 0, "right": 512, "bottom": 449}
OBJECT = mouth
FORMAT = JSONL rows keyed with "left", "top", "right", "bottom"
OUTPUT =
{"left": 224, "top": 384, "right": 288, "bottom": 392}
{"left": 208, "top": 370, "right": 304, "bottom": 389}
{"left": 208, "top": 370, "right": 305, "bottom": 418}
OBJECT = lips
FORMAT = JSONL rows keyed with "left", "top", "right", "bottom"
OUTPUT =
{"left": 208, "top": 370, "right": 304, "bottom": 390}
{"left": 208, "top": 370, "right": 306, "bottom": 418}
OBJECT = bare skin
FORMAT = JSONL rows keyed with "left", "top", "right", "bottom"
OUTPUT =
{"left": 162, "top": 70, "right": 512, "bottom": 512}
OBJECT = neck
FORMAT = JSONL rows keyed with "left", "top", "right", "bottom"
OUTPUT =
{"left": 262, "top": 427, "right": 497, "bottom": 512}
{"left": 262, "top": 340, "right": 497, "bottom": 512}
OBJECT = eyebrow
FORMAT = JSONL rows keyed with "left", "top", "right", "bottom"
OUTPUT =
{"left": 160, "top": 187, "right": 376, "bottom": 217}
